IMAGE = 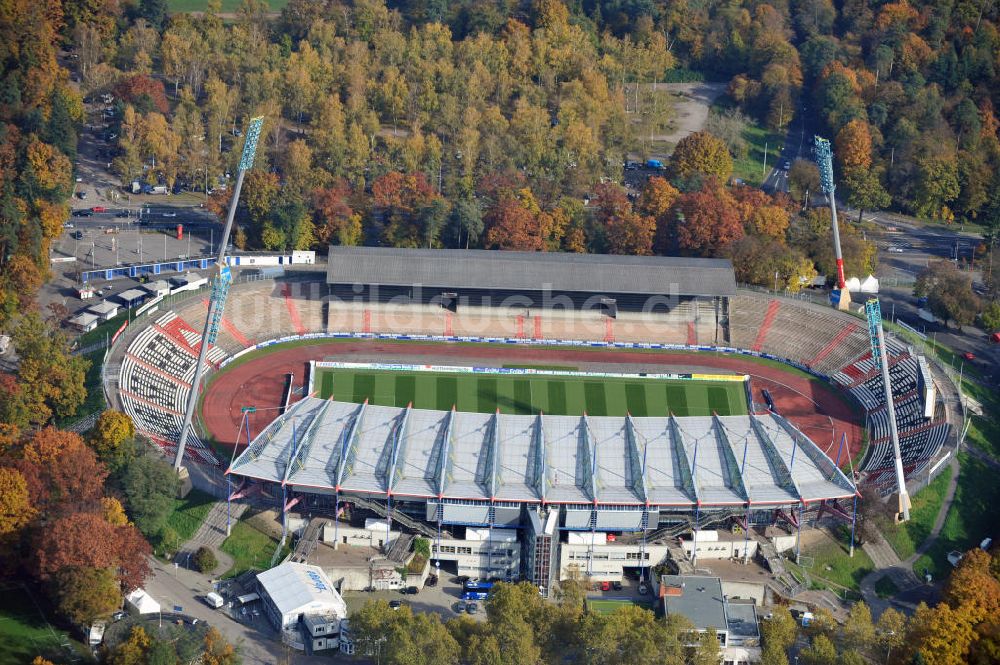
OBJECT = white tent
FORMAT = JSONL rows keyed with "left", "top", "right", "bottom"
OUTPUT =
{"left": 859, "top": 274, "right": 880, "bottom": 294}
{"left": 844, "top": 277, "right": 862, "bottom": 292}
{"left": 257, "top": 562, "right": 348, "bottom": 630}
{"left": 125, "top": 588, "right": 160, "bottom": 615}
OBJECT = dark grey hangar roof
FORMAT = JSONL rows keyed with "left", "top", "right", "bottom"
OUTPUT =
{"left": 326, "top": 247, "right": 737, "bottom": 297}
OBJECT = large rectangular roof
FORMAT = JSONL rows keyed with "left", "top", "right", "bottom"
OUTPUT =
{"left": 326, "top": 247, "right": 737, "bottom": 298}
{"left": 229, "top": 397, "right": 856, "bottom": 508}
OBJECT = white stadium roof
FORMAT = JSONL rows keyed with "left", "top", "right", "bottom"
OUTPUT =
{"left": 228, "top": 397, "right": 856, "bottom": 508}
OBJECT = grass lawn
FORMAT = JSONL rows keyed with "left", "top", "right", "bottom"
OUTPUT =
{"left": 792, "top": 527, "right": 874, "bottom": 592}
{"left": 168, "top": 0, "right": 288, "bottom": 12}
{"left": 586, "top": 597, "right": 654, "bottom": 616}
{"left": 220, "top": 518, "right": 290, "bottom": 578}
{"left": 149, "top": 489, "right": 215, "bottom": 556}
{"left": 873, "top": 575, "right": 900, "bottom": 599}
{"left": 315, "top": 366, "right": 748, "bottom": 417}
{"left": 731, "top": 121, "right": 785, "bottom": 188}
{"left": 0, "top": 583, "right": 92, "bottom": 665}
{"left": 912, "top": 452, "right": 1000, "bottom": 581}
{"left": 962, "top": 378, "right": 1000, "bottom": 458}
{"left": 880, "top": 464, "right": 953, "bottom": 560}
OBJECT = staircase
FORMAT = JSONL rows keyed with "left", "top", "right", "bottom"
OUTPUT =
{"left": 385, "top": 533, "right": 415, "bottom": 563}
{"left": 349, "top": 495, "right": 440, "bottom": 538}
{"left": 668, "top": 546, "right": 694, "bottom": 574}
{"left": 752, "top": 300, "right": 781, "bottom": 352}
{"left": 289, "top": 517, "right": 329, "bottom": 563}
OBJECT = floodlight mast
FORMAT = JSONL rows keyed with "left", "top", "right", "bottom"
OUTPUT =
{"left": 864, "top": 299, "right": 910, "bottom": 521}
{"left": 814, "top": 136, "right": 851, "bottom": 310}
{"left": 173, "top": 116, "right": 264, "bottom": 471}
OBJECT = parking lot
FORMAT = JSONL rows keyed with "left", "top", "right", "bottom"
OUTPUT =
{"left": 342, "top": 574, "right": 488, "bottom": 622}
{"left": 52, "top": 226, "right": 215, "bottom": 271}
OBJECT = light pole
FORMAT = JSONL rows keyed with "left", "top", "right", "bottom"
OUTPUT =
{"left": 175, "top": 116, "right": 264, "bottom": 471}
{"left": 815, "top": 136, "right": 850, "bottom": 309}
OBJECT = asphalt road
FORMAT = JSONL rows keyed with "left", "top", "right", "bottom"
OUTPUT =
{"left": 762, "top": 102, "right": 810, "bottom": 195}
{"left": 143, "top": 557, "right": 323, "bottom": 664}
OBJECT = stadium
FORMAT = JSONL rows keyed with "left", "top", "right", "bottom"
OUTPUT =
{"left": 104, "top": 247, "right": 954, "bottom": 588}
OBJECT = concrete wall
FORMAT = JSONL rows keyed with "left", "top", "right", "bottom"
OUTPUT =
{"left": 772, "top": 534, "right": 797, "bottom": 553}
{"left": 322, "top": 523, "right": 400, "bottom": 550}
{"left": 681, "top": 537, "right": 758, "bottom": 561}
{"left": 558, "top": 542, "right": 671, "bottom": 581}
{"left": 722, "top": 581, "right": 766, "bottom": 606}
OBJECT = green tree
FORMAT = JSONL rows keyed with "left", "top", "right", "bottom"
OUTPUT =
{"left": 842, "top": 602, "right": 876, "bottom": 653}
{"left": 121, "top": 455, "right": 180, "bottom": 537}
{"left": 982, "top": 302, "right": 1000, "bottom": 332}
{"left": 876, "top": 607, "right": 907, "bottom": 663}
{"left": 915, "top": 260, "right": 981, "bottom": 327}
{"left": 844, "top": 168, "right": 892, "bottom": 224}
{"left": 449, "top": 198, "right": 484, "bottom": 249}
{"left": 913, "top": 155, "right": 960, "bottom": 222}
{"left": 193, "top": 546, "right": 218, "bottom": 574}
{"left": 53, "top": 567, "right": 121, "bottom": 625}
{"left": 800, "top": 634, "right": 838, "bottom": 665}
{"left": 87, "top": 410, "right": 136, "bottom": 472}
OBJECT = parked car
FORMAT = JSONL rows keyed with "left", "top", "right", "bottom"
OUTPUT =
{"left": 466, "top": 602, "right": 479, "bottom": 614}
{"left": 611, "top": 581, "right": 622, "bottom": 591}
{"left": 963, "top": 352, "right": 975, "bottom": 361}
{"left": 600, "top": 581, "right": 611, "bottom": 592}
{"left": 115, "top": 211, "right": 130, "bottom": 218}
{"left": 77, "top": 191, "right": 87, "bottom": 199}
{"left": 162, "top": 211, "right": 177, "bottom": 217}
{"left": 405, "top": 586, "right": 419, "bottom": 595}
{"left": 426, "top": 575, "right": 438, "bottom": 587}
{"left": 638, "top": 582, "right": 649, "bottom": 595}
{"left": 72, "top": 231, "right": 84, "bottom": 239}
{"left": 63, "top": 222, "right": 74, "bottom": 228}
{"left": 389, "top": 600, "right": 402, "bottom": 610}
{"left": 91, "top": 206, "right": 106, "bottom": 213}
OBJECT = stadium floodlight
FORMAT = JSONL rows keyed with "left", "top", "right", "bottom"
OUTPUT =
{"left": 864, "top": 299, "right": 911, "bottom": 521}
{"left": 174, "top": 116, "right": 264, "bottom": 472}
{"left": 814, "top": 136, "right": 850, "bottom": 309}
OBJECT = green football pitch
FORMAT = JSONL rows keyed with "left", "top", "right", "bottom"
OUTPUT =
{"left": 314, "top": 368, "right": 748, "bottom": 417}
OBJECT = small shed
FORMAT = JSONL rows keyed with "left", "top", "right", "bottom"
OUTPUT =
{"left": 117, "top": 288, "right": 147, "bottom": 306}
{"left": 144, "top": 279, "right": 172, "bottom": 297}
{"left": 76, "top": 284, "right": 96, "bottom": 300}
{"left": 69, "top": 312, "right": 99, "bottom": 332}
{"left": 88, "top": 301, "right": 119, "bottom": 321}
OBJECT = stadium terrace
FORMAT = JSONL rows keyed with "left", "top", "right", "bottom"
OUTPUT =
{"left": 228, "top": 395, "right": 856, "bottom": 510}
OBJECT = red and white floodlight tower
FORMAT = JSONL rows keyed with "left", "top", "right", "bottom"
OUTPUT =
{"left": 814, "top": 136, "right": 852, "bottom": 310}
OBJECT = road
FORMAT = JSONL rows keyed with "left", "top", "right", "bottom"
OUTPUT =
{"left": 757, "top": 102, "right": 999, "bottom": 383}
{"left": 762, "top": 102, "right": 810, "bottom": 195}
{"left": 142, "top": 557, "right": 322, "bottom": 664}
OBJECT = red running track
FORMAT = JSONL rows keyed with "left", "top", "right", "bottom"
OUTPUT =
{"left": 202, "top": 341, "right": 864, "bottom": 466}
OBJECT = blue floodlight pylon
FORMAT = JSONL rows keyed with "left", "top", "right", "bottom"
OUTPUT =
{"left": 174, "top": 117, "right": 264, "bottom": 471}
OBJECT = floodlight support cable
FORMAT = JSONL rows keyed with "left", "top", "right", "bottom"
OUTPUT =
{"left": 174, "top": 117, "right": 263, "bottom": 471}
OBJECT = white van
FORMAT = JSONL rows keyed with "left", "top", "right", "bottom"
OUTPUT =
{"left": 203, "top": 592, "right": 225, "bottom": 609}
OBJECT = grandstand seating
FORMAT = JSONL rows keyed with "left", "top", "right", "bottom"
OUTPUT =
{"left": 112, "top": 282, "right": 950, "bottom": 482}
{"left": 118, "top": 313, "right": 226, "bottom": 464}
